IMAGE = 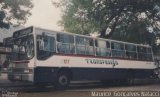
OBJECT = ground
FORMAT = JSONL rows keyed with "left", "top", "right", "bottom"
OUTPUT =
{"left": 0, "top": 73, "right": 160, "bottom": 97}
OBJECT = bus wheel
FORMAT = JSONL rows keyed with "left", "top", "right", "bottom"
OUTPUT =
{"left": 54, "top": 71, "right": 70, "bottom": 90}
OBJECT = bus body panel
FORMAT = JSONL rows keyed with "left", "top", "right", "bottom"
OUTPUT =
{"left": 33, "top": 54, "right": 155, "bottom": 83}
{"left": 33, "top": 67, "right": 154, "bottom": 83}
{"left": 35, "top": 55, "right": 155, "bottom": 69}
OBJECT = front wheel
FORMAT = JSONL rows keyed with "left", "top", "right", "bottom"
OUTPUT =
{"left": 54, "top": 71, "right": 70, "bottom": 90}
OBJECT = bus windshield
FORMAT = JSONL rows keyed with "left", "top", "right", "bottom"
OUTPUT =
{"left": 11, "top": 35, "right": 34, "bottom": 61}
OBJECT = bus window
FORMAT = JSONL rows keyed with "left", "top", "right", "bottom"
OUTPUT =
{"left": 125, "top": 44, "right": 137, "bottom": 59}
{"left": 137, "top": 46, "right": 147, "bottom": 60}
{"left": 111, "top": 42, "right": 124, "bottom": 50}
{"left": 37, "top": 35, "right": 55, "bottom": 60}
{"left": 137, "top": 46, "right": 147, "bottom": 53}
{"left": 147, "top": 47, "right": 152, "bottom": 53}
{"left": 111, "top": 42, "right": 125, "bottom": 58}
{"left": 106, "top": 41, "right": 110, "bottom": 48}
{"left": 57, "top": 34, "right": 75, "bottom": 54}
{"left": 146, "top": 47, "right": 153, "bottom": 61}
{"left": 57, "top": 33, "right": 74, "bottom": 43}
{"left": 76, "top": 36, "right": 94, "bottom": 55}
{"left": 112, "top": 50, "right": 126, "bottom": 58}
{"left": 147, "top": 53, "right": 153, "bottom": 61}
{"left": 95, "top": 40, "right": 111, "bottom": 57}
{"left": 76, "top": 36, "right": 93, "bottom": 46}
{"left": 125, "top": 44, "right": 136, "bottom": 51}
{"left": 97, "top": 40, "right": 106, "bottom": 48}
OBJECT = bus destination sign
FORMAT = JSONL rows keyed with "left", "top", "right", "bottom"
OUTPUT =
{"left": 13, "top": 26, "right": 33, "bottom": 38}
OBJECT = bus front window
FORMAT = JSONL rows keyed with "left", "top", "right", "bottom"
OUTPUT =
{"left": 12, "top": 35, "right": 34, "bottom": 61}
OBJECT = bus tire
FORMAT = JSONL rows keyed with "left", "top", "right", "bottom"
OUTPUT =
{"left": 54, "top": 71, "right": 70, "bottom": 90}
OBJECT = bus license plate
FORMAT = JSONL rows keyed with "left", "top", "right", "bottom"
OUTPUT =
{"left": 15, "top": 76, "right": 20, "bottom": 80}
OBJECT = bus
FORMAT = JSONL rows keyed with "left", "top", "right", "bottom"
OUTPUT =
{"left": 8, "top": 26, "right": 156, "bottom": 89}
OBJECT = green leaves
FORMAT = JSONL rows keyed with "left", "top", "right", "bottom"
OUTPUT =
{"left": 0, "top": 0, "right": 33, "bottom": 28}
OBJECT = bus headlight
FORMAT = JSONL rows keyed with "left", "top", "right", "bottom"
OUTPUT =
{"left": 24, "top": 68, "right": 33, "bottom": 73}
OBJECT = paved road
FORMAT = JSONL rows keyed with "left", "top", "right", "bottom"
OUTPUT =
{"left": 1, "top": 73, "right": 160, "bottom": 97}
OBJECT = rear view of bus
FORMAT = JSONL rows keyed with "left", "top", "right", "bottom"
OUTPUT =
{"left": 8, "top": 26, "right": 35, "bottom": 82}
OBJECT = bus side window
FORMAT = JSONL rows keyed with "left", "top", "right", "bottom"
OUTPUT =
{"left": 37, "top": 35, "right": 55, "bottom": 60}
{"left": 146, "top": 47, "right": 153, "bottom": 61}
{"left": 57, "top": 34, "right": 75, "bottom": 54}
{"left": 125, "top": 44, "right": 137, "bottom": 59}
{"left": 76, "top": 36, "right": 94, "bottom": 55}
{"left": 96, "top": 40, "right": 111, "bottom": 57}
{"left": 86, "top": 38, "right": 94, "bottom": 55}
{"left": 137, "top": 46, "right": 147, "bottom": 60}
{"left": 76, "top": 37, "right": 85, "bottom": 55}
{"left": 111, "top": 42, "right": 125, "bottom": 58}
{"left": 106, "top": 41, "right": 110, "bottom": 48}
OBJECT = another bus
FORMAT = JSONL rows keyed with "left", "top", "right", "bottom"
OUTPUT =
{"left": 8, "top": 26, "right": 156, "bottom": 89}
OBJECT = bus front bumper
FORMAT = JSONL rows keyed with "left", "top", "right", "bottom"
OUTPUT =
{"left": 8, "top": 73, "right": 33, "bottom": 82}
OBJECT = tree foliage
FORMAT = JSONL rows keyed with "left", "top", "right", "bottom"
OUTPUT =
{"left": 53, "top": 0, "right": 160, "bottom": 46}
{"left": 0, "top": 0, "right": 33, "bottom": 28}
{"left": 53, "top": 0, "right": 95, "bottom": 35}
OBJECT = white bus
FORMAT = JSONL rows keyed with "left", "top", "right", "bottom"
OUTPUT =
{"left": 8, "top": 26, "right": 156, "bottom": 89}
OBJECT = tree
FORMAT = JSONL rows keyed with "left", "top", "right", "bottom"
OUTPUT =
{"left": 53, "top": 0, "right": 160, "bottom": 46}
{"left": 0, "top": 0, "right": 33, "bottom": 28}
{"left": 53, "top": 0, "right": 95, "bottom": 35}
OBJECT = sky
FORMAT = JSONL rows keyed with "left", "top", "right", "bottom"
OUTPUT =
{"left": 25, "top": 0, "right": 62, "bottom": 31}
